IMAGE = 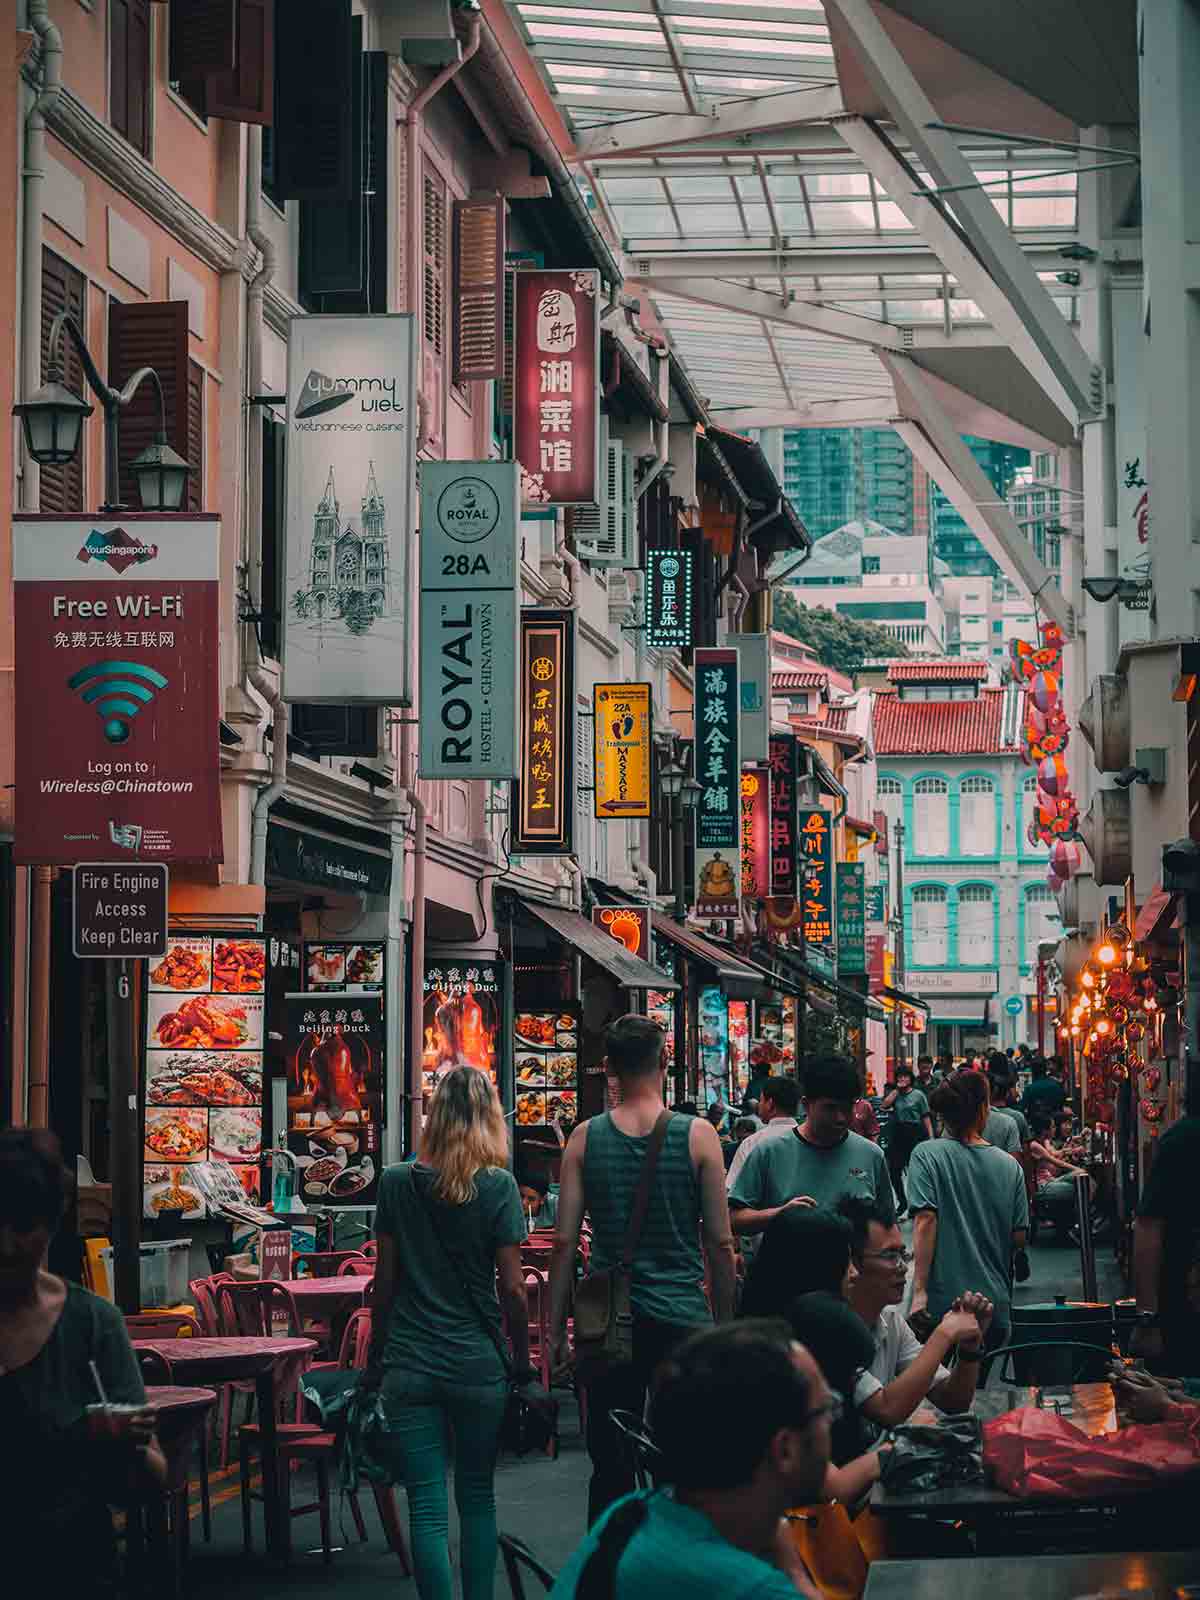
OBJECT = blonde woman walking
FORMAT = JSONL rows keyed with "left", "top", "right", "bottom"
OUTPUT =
{"left": 366, "top": 1067, "right": 533, "bottom": 1599}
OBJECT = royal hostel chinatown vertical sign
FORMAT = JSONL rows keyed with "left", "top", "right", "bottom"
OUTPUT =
{"left": 693, "top": 648, "right": 740, "bottom": 918}
{"left": 13, "top": 516, "right": 221, "bottom": 864}
{"left": 283, "top": 314, "right": 417, "bottom": 705}
{"left": 513, "top": 270, "right": 600, "bottom": 507}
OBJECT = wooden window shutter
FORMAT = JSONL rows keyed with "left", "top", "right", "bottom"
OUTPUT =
{"left": 452, "top": 195, "right": 505, "bottom": 384}
{"left": 110, "top": 0, "right": 152, "bottom": 158}
{"left": 273, "top": 0, "right": 353, "bottom": 199}
{"left": 299, "top": 21, "right": 365, "bottom": 300}
{"left": 39, "top": 249, "right": 86, "bottom": 515}
{"left": 204, "top": 0, "right": 275, "bottom": 125}
{"left": 170, "top": 0, "right": 236, "bottom": 75}
{"left": 422, "top": 171, "right": 447, "bottom": 359}
{"left": 107, "top": 300, "right": 190, "bottom": 510}
{"left": 186, "top": 360, "right": 204, "bottom": 513}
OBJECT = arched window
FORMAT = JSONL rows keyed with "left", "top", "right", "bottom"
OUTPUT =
{"left": 1025, "top": 883, "right": 1062, "bottom": 964}
{"left": 877, "top": 776, "right": 902, "bottom": 839}
{"left": 958, "top": 884, "right": 995, "bottom": 965}
{"left": 912, "top": 777, "right": 950, "bottom": 856}
{"left": 911, "top": 885, "right": 949, "bottom": 966}
{"left": 1020, "top": 774, "right": 1038, "bottom": 850}
{"left": 959, "top": 776, "right": 995, "bottom": 857}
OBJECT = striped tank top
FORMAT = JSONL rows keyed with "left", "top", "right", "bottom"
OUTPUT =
{"left": 583, "top": 1112, "right": 709, "bottom": 1327}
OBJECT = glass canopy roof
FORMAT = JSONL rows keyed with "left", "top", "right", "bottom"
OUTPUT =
{"left": 504, "top": 0, "right": 1082, "bottom": 420}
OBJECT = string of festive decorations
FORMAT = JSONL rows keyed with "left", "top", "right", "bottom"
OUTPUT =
{"left": 1010, "top": 620, "right": 1081, "bottom": 890}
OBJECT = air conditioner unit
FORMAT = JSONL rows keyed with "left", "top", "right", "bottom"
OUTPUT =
{"left": 1077, "top": 674, "right": 1130, "bottom": 773}
{"left": 569, "top": 420, "right": 636, "bottom": 568}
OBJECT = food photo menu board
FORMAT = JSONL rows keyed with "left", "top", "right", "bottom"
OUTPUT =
{"left": 514, "top": 1009, "right": 578, "bottom": 1137}
{"left": 143, "top": 935, "right": 266, "bottom": 1221}
{"left": 305, "top": 941, "right": 385, "bottom": 993}
{"left": 284, "top": 993, "right": 384, "bottom": 1208}
{"left": 421, "top": 960, "right": 504, "bottom": 1115}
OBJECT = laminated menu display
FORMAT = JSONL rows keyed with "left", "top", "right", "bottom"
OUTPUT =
{"left": 143, "top": 934, "right": 267, "bottom": 1220}
{"left": 699, "top": 984, "right": 729, "bottom": 1107}
{"left": 513, "top": 1009, "right": 578, "bottom": 1136}
{"left": 284, "top": 992, "right": 384, "bottom": 1208}
{"left": 305, "top": 941, "right": 385, "bottom": 993}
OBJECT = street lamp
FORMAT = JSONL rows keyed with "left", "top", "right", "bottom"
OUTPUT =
{"left": 662, "top": 741, "right": 699, "bottom": 922}
{"left": 13, "top": 310, "right": 191, "bottom": 512}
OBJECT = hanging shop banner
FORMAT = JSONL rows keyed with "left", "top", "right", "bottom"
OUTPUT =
{"left": 836, "top": 861, "right": 867, "bottom": 976}
{"left": 283, "top": 313, "right": 417, "bottom": 705}
{"left": 591, "top": 905, "right": 650, "bottom": 961}
{"left": 594, "top": 682, "right": 652, "bottom": 819}
{"left": 513, "top": 269, "right": 600, "bottom": 507}
{"left": 13, "top": 515, "right": 221, "bottom": 865}
{"left": 644, "top": 547, "right": 694, "bottom": 650}
{"left": 421, "top": 960, "right": 504, "bottom": 1117}
{"left": 511, "top": 610, "right": 574, "bottom": 854}
{"left": 865, "top": 883, "right": 886, "bottom": 924}
{"left": 284, "top": 992, "right": 384, "bottom": 1208}
{"left": 739, "top": 767, "right": 771, "bottom": 900}
{"left": 734, "top": 634, "right": 771, "bottom": 765}
{"left": 693, "top": 647, "right": 741, "bottom": 917}
{"left": 418, "top": 460, "right": 521, "bottom": 779}
{"left": 143, "top": 933, "right": 267, "bottom": 1222}
{"left": 769, "top": 734, "right": 799, "bottom": 898}
{"left": 798, "top": 807, "right": 834, "bottom": 949}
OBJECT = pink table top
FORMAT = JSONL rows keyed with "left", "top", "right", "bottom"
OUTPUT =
{"left": 282, "top": 1275, "right": 371, "bottom": 1305}
{"left": 131, "top": 1334, "right": 317, "bottom": 1384}
{"left": 144, "top": 1384, "right": 218, "bottom": 1413}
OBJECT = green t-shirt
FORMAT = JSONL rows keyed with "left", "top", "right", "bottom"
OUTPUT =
{"left": 729, "top": 1125, "right": 896, "bottom": 1224}
{"left": 906, "top": 1138, "right": 1029, "bottom": 1325}
{"left": 374, "top": 1160, "right": 526, "bottom": 1384}
{"left": 983, "top": 1109, "right": 1021, "bottom": 1154}
{"left": 550, "top": 1490, "right": 805, "bottom": 1600}
{"left": 994, "top": 1104, "right": 1030, "bottom": 1144}
{"left": 893, "top": 1088, "right": 930, "bottom": 1124}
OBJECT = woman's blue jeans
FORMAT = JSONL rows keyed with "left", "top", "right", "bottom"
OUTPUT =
{"left": 381, "top": 1371, "right": 508, "bottom": 1600}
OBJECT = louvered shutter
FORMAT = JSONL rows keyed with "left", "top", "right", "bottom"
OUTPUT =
{"left": 421, "top": 168, "right": 447, "bottom": 450}
{"left": 273, "top": 0, "right": 352, "bottom": 199}
{"left": 567, "top": 417, "right": 608, "bottom": 557}
{"left": 574, "top": 433, "right": 624, "bottom": 565}
{"left": 170, "top": 0, "right": 236, "bottom": 74}
{"left": 186, "top": 360, "right": 204, "bottom": 512}
{"left": 452, "top": 195, "right": 505, "bottom": 384}
{"left": 499, "top": 251, "right": 543, "bottom": 419}
{"left": 204, "top": 0, "right": 275, "bottom": 124}
{"left": 299, "top": 19, "right": 365, "bottom": 299}
{"left": 107, "top": 299, "right": 190, "bottom": 509}
{"left": 39, "top": 250, "right": 87, "bottom": 515}
{"left": 111, "top": 0, "right": 152, "bottom": 158}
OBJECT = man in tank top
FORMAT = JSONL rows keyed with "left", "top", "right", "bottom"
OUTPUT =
{"left": 549, "top": 1014, "right": 737, "bottom": 1524}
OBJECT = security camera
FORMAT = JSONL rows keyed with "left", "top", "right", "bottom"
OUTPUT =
{"left": 1114, "top": 766, "right": 1149, "bottom": 789}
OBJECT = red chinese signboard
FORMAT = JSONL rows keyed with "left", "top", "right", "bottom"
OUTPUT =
{"left": 512, "top": 610, "right": 574, "bottom": 853}
{"left": 740, "top": 768, "right": 771, "bottom": 900}
{"left": 14, "top": 516, "right": 222, "bottom": 864}
{"left": 591, "top": 905, "right": 649, "bottom": 961}
{"left": 769, "top": 734, "right": 798, "bottom": 897}
{"left": 513, "top": 269, "right": 600, "bottom": 507}
{"left": 798, "top": 807, "right": 834, "bottom": 948}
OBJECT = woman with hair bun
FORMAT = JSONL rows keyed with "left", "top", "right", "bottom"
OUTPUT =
{"left": 906, "top": 1070, "right": 1029, "bottom": 1351}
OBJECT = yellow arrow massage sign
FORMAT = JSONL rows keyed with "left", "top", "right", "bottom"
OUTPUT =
{"left": 593, "top": 682, "right": 652, "bottom": 819}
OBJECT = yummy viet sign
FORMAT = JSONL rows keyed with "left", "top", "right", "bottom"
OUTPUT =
{"left": 798, "top": 807, "right": 833, "bottom": 949}
{"left": 512, "top": 610, "right": 573, "bottom": 853}
{"left": 644, "top": 548, "right": 693, "bottom": 649}
{"left": 513, "top": 270, "right": 600, "bottom": 507}
{"left": 693, "top": 648, "right": 740, "bottom": 918}
{"left": 594, "top": 683, "right": 651, "bottom": 819}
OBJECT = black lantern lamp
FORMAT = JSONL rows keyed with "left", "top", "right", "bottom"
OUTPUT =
{"left": 680, "top": 773, "right": 702, "bottom": 815}
{"left": 131, "top": 433, "right": 192, "bottom": 512}
{"left": 660, "top": 752, "right": 684, "bottom": 800}
{"left": 14, "top": 375, "right": 94, "bottom": 466}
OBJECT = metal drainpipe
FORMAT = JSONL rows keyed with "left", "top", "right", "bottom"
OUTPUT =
{"left": 405, "top": 14, "right": 481, "bottom": 322}
{"left": 402, "top": 742, "right": 428, "bottom": 1154}
{"left": 19, "top": 0, "right": 63, "bottom": 513}
{"left": 384, "top": 791, "right": 409, "bottom": 1166}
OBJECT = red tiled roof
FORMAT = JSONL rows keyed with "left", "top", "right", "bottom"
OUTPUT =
{"left": 773, "top": 669, "right": 828, "bottom": 691}
{"left": 873, "top": 687, "right": 1013, "bottom": 755}
{"left": 792, "top": 716, "right": 862, "bottom": 750}
{"left": 824, "top": 704, "right": 851, "bottom": 732}
{"left": 886, "top": 660, "right": 988, "bottom": 683}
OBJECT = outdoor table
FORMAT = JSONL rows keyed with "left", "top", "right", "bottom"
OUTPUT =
{"left": 869, "top": 1382, "right": 1199, "bottom": 1556}
{"left": 132, "top": 1335, "right": 316, "bottom": 1562}
{"left": 864, "top": 1550, "right": 1200, "bottom": 1598}
{"left": 280, "top": 1273, "right": 371, "bottom": 1318}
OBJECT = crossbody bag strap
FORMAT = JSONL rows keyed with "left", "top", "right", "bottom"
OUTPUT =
{"left": 409, "top": 1166, "right": 513, "bottom": 1377}
{"left": 617, "top": 1110, "right": 672, "bottom": 1273}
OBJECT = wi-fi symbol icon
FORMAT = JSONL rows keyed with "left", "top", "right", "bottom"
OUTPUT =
{"left": 68, "top": 659, "right": 169, "bottom": 744}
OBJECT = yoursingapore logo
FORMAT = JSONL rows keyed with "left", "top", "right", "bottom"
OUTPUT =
{"left": 76, "top": 527, "right": 159, "bottom": 574}
{"left": 436, "top": 476, "right": 501, "bottom": 544}
{"left": 294, "top": 368, "right": 402, "bottom": 418}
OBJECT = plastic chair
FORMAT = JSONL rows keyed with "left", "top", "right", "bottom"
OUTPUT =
{"left": 294, "top": 1249, "right": 368, "bottom": 1279}
{"left": 360, "top": 1240, "right": 378, "bottom": 1259}
{"left": 131, "top": 1336, "right": 213, "bottom": 1543}
{"left": 523, "top": 1268, "right": 552, "bottom": 1392}
{"left": 336, "top": 1258, "right": 375, "bottom": 1276}
{"left": 136, "top": 1347, "right": 173, "bottom": 1384}
{"left": 498, "top": 1533, "right": 556, "bottom": 1599}
{"left": 125, "top": 1311, "right": 200, "bottom": 1339}
{"left": 188, "top": 1276, "right": 222, "bottom": 1335}
{"left": 331, "top": 1306, "right": 412, "bottom": 1572}
{"left": 608, "top": 1409, "right": 662, "bottom": 1491}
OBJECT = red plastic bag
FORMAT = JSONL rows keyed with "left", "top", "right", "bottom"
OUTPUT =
{"left": 983, "top": 1407, "right": 1200, "bottom": 1500}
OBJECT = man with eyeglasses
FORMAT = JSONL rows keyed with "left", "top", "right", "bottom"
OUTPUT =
{"left": 837, "top": 1195, "right": 993, "bottom": 1425}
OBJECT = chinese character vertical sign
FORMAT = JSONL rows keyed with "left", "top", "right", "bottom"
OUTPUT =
{"left": 694, "top": 648, "right": 740, "bottom": 917}
{"left": 739, "top": 769, "right": 771, "bottom": 900}
{"left": 645, "top": 548, "right": 693, "bottom": 649}
{"left": 514, "top": 270, "right": 600, "bottom": 507}
{"left": 836, "top": 862, "right": 866, "bottom": 975}
{"left": 512, "top": 610, "right": 573, "bottom": 853}
{"left": 798, "top": 808, "right": 833, "bottom": 949}
{"left": 769, "top": 734, "right": 798, "bottom": 899}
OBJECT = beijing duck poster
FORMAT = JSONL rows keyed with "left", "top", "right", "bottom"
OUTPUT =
{"left": 284, "top": 992, "right": 384, "bottom": 1208}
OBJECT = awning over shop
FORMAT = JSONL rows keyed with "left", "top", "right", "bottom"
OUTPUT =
{"left": 651, "top": 913, "right": 764, "bottom": 999}
{"left": 1134, "top": 883, "right": 1178, "bottom": 943}
{"left": 881, "top": 985, "right": 932, "bottom": 1017}
{"left": 921, "top": 996, "right": 993, "bottom": 1024}
{"left": 523, "top": 901, "right": 678, "bottom": 991}
{"left": 761, "top": 943, "right": 887, "bottom": 1022}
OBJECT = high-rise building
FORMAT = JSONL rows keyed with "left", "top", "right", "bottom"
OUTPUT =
{"left": 930, "top": 436, "right": 1031, "bottom": 576}
{"left": 780, "top": 428, "right": 922, "bottom": 541}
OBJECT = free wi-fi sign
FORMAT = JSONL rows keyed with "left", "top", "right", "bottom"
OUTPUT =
{"left": 68, "top": 660, "right": 169, "bottom": 744}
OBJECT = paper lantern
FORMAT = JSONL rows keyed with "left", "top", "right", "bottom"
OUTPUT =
{"left": 1049, "top": 839, "right": 1080, "bottom": 877}
{"left": 1031, "top": 672, "right": 1060, "bottom": 713}
{"left": 1039, "top": 755, "right": 1070, "bottom": 795}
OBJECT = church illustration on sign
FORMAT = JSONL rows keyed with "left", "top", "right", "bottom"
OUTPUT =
{"left": 291, "top": 463, "right": 391, "bottom": 634}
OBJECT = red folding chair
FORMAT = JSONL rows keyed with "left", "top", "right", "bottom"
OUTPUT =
{"left": 294, "top": 1250, "right": 368, "bottom": 1279}
{"left": 359, "top": 1240, "right": 378, "bottom": 1260}
{"left": 336, "top": 1258, "right": 374, "bottom": 1276}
